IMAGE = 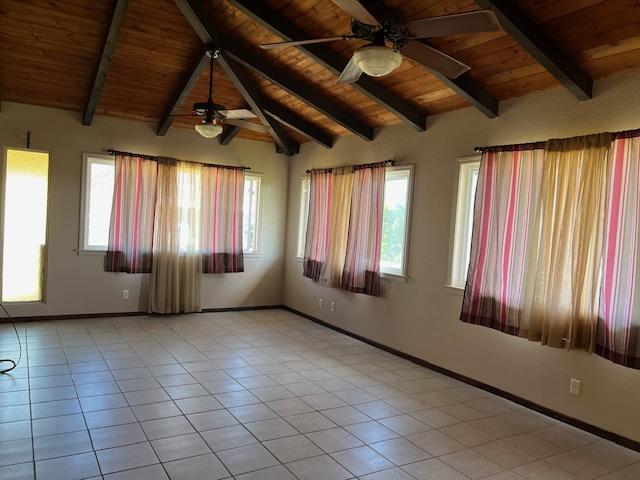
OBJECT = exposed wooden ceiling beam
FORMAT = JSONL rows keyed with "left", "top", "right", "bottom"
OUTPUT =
{"left": 157, "top": 49, "right": 209, "bottom": 136}
{"left": 261, "top": 99, "right": 333, "bottom": 149}
{"left": 218, "top": 125, "right": 240, "bottom": 146}
{"left": 427, "top": 66, "right": 499, "bottom": 118}
{"left": 218, "top": 53, "right": 299, "bottom": 155}
{"left": 83, "top": 0, "right": 128, "bottom": 125}
{"left": 475, "top": 0, "right": 592, "bottom": 100}
{"left": 174, "top": 0, "right": 374, "bottom": 141}
{"left": 227, "top": 0, "right": 427, "bottom": 131}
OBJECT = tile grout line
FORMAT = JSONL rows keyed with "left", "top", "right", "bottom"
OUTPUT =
{"left": 7, "top": 310, "right": 639, "bottom": 480}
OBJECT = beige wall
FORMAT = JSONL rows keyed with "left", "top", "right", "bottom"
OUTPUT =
{"left": 283, "top": 71, "right": 640, "bottom": 442}
{"left": 0, "top": 101, "right": 289, "bottom": 317}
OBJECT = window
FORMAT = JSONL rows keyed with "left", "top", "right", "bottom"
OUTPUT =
{"left": 80, "top": 154, "right": 115, "bottom": 251}
{"left": 296, "top": 167, "right": 413, "bottom": 277}
{"left": 450, "top": 158, "right": 480, "bottom": 289}
{"left": 381, "top": 166, "right": 413, "bottom": 276}
{"left": 2, "top": 148, "right": 50, "bottom": 302}
{"left": 297, "top": 175, "right": 310, "bottom": 258}
{"left": 80, "top": 156, "right": 262, "bottom": 255}
{"left": 243, "top": 173, "right": 261, "bottom": 255}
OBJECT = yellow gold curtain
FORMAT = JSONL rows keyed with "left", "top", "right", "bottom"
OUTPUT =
{"left": 320, "top": 166, "right": 354, "bottom": 288}
{"left": 525, "top": 133, "right": 613, "bottom": 351}
{"left": 148, "top": 161, "right": 203, "bottom": 314}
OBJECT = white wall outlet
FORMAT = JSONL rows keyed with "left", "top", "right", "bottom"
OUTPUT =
{"left": 318, "top": 298, "right": 323, "bottom": 308}
{"left": 330, "top": 301, "right": 335, "bottom": 312}
{"left": 122, "top": 289, "right": 130, "bottom": 300}
{"left": 570, "top": 378, "right": 582, "bottom": 396}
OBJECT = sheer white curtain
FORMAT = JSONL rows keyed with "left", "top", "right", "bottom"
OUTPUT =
{"left": 148, "top": 160, "right": 203, "bottom": 314}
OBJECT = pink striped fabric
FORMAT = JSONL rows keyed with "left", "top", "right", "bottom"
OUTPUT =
{"left": 341, "top": 165, "right": 385, "bottom": 296}
{"left": 303, "top": 170, "right": 332, "bottom": 281}
{"left": 597, "top": 133, "right": 640, "bottom": 368}
{"left": 461, "top": 147, "right": 544, "bottom": 334}
{"left": 201, "top": 166, "right": 245, "bottom": 273}
{"left": 105, "top": 155, "right": 157, "bottom": 273}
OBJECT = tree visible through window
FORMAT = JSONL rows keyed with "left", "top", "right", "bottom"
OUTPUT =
{"left": 381, "top": 168, "right": 412, "bottom": 276}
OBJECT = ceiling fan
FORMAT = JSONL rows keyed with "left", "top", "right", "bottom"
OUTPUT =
{"left": 159, "top": 49, "right": 269, "bottom": 138}
{"left": 259, "top": 0, "right": 501, "bottom": 83}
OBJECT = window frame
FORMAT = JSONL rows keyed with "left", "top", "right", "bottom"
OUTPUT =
{"left": 243, "top": 171, "right": 263, "bottom": 257}
{"left": 296, "top": 174, "right": 310, "bottom": 260}
{"left": 1, "top": 146, "right": 52, "bottom": 304}
{"left": 295, "top": 166, "right": 414, "bottom": 278}
{"left": 380, "top": 164, "right": 414, "bottom": 279}
{"left": 78, "top": 152, "right": 115, "bottom": 254}
{"left": 448, "top": 155, "right": 481, "bottom": 291}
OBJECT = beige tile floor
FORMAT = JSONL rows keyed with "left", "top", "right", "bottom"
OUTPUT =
{"left": 0, "top": 309, "right": 639, "bottom": 480}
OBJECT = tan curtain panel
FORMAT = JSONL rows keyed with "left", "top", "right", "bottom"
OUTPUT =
{"left": 148, "top": 161, "right": 203, "bottom": 314}
{"left": 523, "top": 133, "right": 613, "bottom": 351}
{"left": 319, "top": 166, "right": 354, "bottom": 288}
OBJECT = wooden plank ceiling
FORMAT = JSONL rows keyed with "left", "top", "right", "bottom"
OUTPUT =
{"left": 1, "top": 0, "right": 640, "bottom": 147}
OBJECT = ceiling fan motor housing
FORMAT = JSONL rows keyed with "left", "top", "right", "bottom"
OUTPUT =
{"left": 193, "top": 101, "right": 227, "bottom": 117}
{"left": 350, "top": 5, "right": 408, "bottom": 50}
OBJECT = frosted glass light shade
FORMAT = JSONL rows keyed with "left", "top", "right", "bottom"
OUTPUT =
{"left": 195, "top": 122, "right": 224, "bottom": 138}
{"left": 353, "top": 46, "right": 403, "bottom": 77}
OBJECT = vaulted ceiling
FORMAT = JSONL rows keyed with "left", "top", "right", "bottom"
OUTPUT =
{"left": 1, "top": 0, "right": 640, "bottom": 152}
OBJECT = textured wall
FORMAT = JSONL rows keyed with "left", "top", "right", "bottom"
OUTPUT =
{"left": 0, "top": 102, "right": 289, "bottom": 316}
{"left": 283, "top": 72, "right": 640, "bottom": 442}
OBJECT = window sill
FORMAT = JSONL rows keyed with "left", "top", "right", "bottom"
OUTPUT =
{"left": 293, "top": 256, "right": 304, "bottom": 263}
{"left": 2, "top": 300, "right": 47, "bottom": 306}
{"left": 244, "top": 253, "right": 261, "bottom": 258}
{"left": 445, "top": 284, "right": 465, "bottom": 296}
{"left": 381, "top": 272, "right": 408, "bottom": 283}
{"left": 76, "top": 249, "right": 107, "bottom": 256}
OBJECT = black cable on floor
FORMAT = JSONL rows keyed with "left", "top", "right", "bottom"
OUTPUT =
{"left": 0, "top": 303, "right": 21, "bottom": 374}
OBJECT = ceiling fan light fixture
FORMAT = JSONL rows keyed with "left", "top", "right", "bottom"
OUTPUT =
{"left": 195, "top": 118, "right": 224, "bottom": 138}
{"left": 353, "top": 45, "right": 403, "bottom": 77}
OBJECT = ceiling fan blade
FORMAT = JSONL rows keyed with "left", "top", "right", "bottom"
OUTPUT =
{"left": 337, "top": 55, "right": 364, "bottom": 84}
{"left": 226, "top": 119, "right": 269, "bottom": 133}
{"left": 332, "top": 0, "right": 380, "bottom": 26}
{"left": 145, "top": 114, "right": 200, "bottom": 118}
{"left": 260, "top": 36, "right": 353, "bottom": 50}
{"left": 406, "top": 10, "right": 501, "bottom": 38}
{"left": 219, "top": 109, "right": 256, "bottom": 119}
{"left": 400, "top": 40, "right": 470, "bottom": 79}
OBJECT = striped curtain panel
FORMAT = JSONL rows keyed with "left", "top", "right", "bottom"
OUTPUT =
{"left": 105, "top": 154, "right": 157, "bottom": 273}
{"left": 598, "top": 133, "right": 640, "bottom": 368}
{"left": 461, "top": 147, "right": 544, "bottom": 334}
{"left": 201, "top": 166, "right": 244, "bottom": 273}
{"left": 303, "top": 170, "right": 333, "bottom": 281}
{"left": 341, "top": 165, "right": 386, "bottom": 296}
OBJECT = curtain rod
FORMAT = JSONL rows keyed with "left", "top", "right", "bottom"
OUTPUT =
{"left": 106, "top": 149, "right": 250, "bottom": 170}
{"left": 473, "top": 127, "right": 640, "bottom": 153}
{"left": 306, "top": 159, "right": 394, "bottom": 174}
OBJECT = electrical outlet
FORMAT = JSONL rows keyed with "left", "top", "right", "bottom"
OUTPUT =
{"left": 570, "top": 378, "right": 582, "bottom": 396}
{"left": 122, "top": 289, "right": 130, "bottom": 300}
{"left": 318, "top": 298, "right": 323, "bottom": 308}
{"left": 330, "top": 301, "right": 335, "bottom": 312}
